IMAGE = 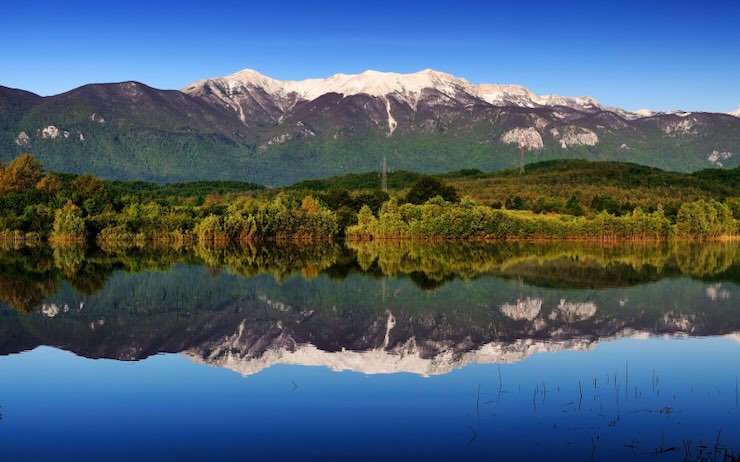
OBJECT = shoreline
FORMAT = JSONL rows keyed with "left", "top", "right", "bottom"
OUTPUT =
{"left": 2, "top": 233, "right": 739, "bottom": 250}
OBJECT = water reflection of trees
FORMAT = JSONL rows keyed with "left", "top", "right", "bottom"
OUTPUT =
{"left": 0, "top": 241, "right": 737, "bottom": 313}
{"left": 674, "top": 242, "right": 739, "bottom": 277}
{"left": 347, "top": 241, "right": 739, "bottom": 288}
{"left": 194, "top": 243, "right": 342, "bottom": 281}
{"left": 0, "top": 247, "right": 60, "bottom": 313}
{"left": 0, "top": 276, "right": 59, "bottom": 313}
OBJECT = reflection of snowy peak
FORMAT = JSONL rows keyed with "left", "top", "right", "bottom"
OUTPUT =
{"left": 184, "top": 327, "right": 725, "bottom": 378}
{"left": 180, "top": 288, "right": 739, "bottom": 377}
{"left": 3, "top": 270, "right": 738, "bottom": 377}
{"left": 184, "top": 337, "right": 593, "bottom": 377}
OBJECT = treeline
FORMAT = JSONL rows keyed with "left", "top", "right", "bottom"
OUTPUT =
{"left": 0, "top": 154, "right": 374, "bottom": 246}
{"left": 346, "top": 197, "right": 738, "bottom": 240}
{"left": 287, "top": 160, "right": 740, "bottom": 221}
{"left": 1, "top": 154, "right": 739, "bottom": 246}
{"left": 106, "top": 179, "right": 265, "bottom": 201}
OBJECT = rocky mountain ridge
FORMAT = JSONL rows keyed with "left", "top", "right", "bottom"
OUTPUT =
{"left": 1, "top": 69, "right": 738, "bottom": 184}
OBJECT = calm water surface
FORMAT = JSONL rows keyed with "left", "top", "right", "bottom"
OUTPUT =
{"left": 0, "top": 242, "right": 738, "bottom": 461}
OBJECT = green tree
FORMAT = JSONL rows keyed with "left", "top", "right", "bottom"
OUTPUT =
{"left": 0, "top": 154, "right": 43, "bottom": 195}
{"left": 676, "top": 199, "right": 734, "bottom": 237}
{"left": 36, "top": 172, "right": 63, "bottom": 194}
{"left": 591, "top": 195, "right": 623, "bottom": 215}
{"left": 321, "top": 188, "right": 355, "bottom": 210}
{"left": 406, "top": 177, "right": 459, "bottom": 204}
{"left": 52, "top": 202, "right": 86, "bottom": 240}
{"left": 354, "top": 190, "right": 390, "bottom": 213}
{"left": 71, "top": 173, "right": 108, "bottom": 214}
{"left": 726, "top": 197, "right": 740, "bottom": 220}
{"left": 505, "top": 196, "right": 526, "bottom": 210}
{"left": 194, "top": 214, "right": 226, "bottom": 243}
{"left": 565, "top": 194, "right": 585, "bottom": 216}
{"left": 346, "top": 205, "right": 378, "bottom": 239}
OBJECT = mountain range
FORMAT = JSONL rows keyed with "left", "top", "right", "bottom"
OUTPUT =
{"left": 2, "top": 69, "right": 739, "bottom": 185}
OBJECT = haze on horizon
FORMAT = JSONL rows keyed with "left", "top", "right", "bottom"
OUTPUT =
{"left": 2, "top": 0, "right": 738, "bottom": 113}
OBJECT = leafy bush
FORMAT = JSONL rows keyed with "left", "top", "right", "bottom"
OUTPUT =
{"left": 676, "top": 200, "right": 734, "bottom": 237}
{"left": 406, "top": 177, "right": 459, "bottom": 204}
{"left": 51, "top": 202, "right": 86, "bottom": 242}
{"left": 348, "top": 198, "right": 675, "bottom": 241}
{"left": 0, "top": 154, "right": 43, "bottom": 195}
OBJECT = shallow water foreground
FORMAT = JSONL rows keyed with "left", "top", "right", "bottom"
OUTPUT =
{"left": 0, "top": 241, "right": 738, "bottom": 461}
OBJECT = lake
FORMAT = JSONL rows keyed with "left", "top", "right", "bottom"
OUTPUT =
{"left": 0, "top": 241, "right": 738, "bottom": 461}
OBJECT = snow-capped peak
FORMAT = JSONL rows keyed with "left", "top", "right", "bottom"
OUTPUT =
{"left": 633, "top": 108, "right": 654, "bottom": 117}
{"left": 476, "top": 83, "right": 537, "bottom": 106}
{"left": 299, "top": 68, "right": 469, "bottom": 100}
{"left": 182, "top": 68, "right": 604, "bottom": 112}
{"left": 215, "top": 68, "right": 470, "bottom": 102}
{"left": 229, "top": 68, "right": 275, "bottom": 83}
{"left": 729, "top": 108, "right": 740, "bottom": 118}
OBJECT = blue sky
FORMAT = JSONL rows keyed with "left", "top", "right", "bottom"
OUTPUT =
{"left": 2, "top": 0, "right": 738, "bottom": 112}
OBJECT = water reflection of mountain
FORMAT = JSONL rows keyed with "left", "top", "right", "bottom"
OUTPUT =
{"left": 0, "top": 241, "right": 738, "bottom": 375}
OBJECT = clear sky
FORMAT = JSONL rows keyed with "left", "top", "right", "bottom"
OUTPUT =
{"left": 2, "top": 0, "right": 738, "bottom": 112}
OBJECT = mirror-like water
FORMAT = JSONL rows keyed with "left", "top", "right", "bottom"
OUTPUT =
{"left": 0, "top": 241, "right": 738, "bottom": 461}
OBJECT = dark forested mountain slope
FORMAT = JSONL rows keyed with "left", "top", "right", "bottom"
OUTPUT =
{"left": 2, "top": 69, "right": 739, "bottom": 185}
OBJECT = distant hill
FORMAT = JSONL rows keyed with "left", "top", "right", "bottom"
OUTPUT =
{"left": 288, "top": 160, "right": 740, "bottom": 212}
{"left": 2, "top": 69, "right": 740, "bottom": 185}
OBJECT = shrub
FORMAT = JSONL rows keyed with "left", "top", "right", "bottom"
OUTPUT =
{"left": 676, "top": 200, "right": 734, "bottom": 237}
{"left": 406, "top": 177, "right": 459, "bottom": 204}
{"left": 51, "top": 202, "right": 86, "bottom": 242}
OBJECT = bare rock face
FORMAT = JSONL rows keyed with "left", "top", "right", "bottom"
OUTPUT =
{"left": 40, "top": 125, "right": 60, "bottom": 139}
{"left": 550, "top": 299, "right": 597, "bottom": 322}
{"left": 501, "top": 127, "right": 543, "bottom": 150}
{"left": 15, "top": 131, "right": 30, "bottom": 146}
{"left": 551, "top": 126, "right": 599, "bottom": 148}
{"left": 500, "top": 298, "right": 543, "bottom": 321}
{"left": 706, "top": 283, "right": 731, "bottom": 301}
{"left": 662, "top": 116, "right": 703, "bottom": 136}
{"left": 23, "top": 126, "right": 84, "bottom": 144}
{"left": 707, "top": 150, "right": 733, "bottom": 167}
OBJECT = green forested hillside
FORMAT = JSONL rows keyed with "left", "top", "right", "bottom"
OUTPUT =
{"left": 289, "top": 160, "right": 739, "bottom": 213}
{"left": 3, "top": 81, "right": 740, "bottom": 185}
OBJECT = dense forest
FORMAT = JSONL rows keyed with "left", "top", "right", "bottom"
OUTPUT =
{"left": 0, "top": 153, "right": 738, "bottom": 246}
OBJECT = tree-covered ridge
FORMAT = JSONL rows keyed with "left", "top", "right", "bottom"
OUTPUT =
{"left": 105, "top": 179, "right": 265, "bottom": 199}
{"left": 4, "top": 77, "right": 740, "bottom": 187}
{"left": 289, "top": 160, "right": 740, "bottom": 216}
{"left": 289, "top": 160, "right": 739, "bottom": 193}
{"left": 0, "top": 154, "right": 739, "bottom": 246}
